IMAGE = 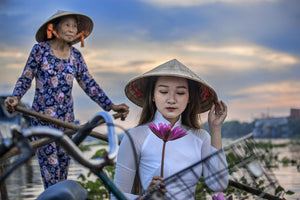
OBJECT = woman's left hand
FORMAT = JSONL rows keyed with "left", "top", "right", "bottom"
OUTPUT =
{"left": 110, "top": 103, "right": 129, "bottom": 121}
{"left": 208, "top": 100, "right": 227, "bottom": 128}
{"left": 208, "top": 100, "right": 227, "bottom": 149}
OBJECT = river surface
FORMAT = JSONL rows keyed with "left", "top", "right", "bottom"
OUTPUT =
{"left": 1, "top": 139, "right": 300, "bottom": 200}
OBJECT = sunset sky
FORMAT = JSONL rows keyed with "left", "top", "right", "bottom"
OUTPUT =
{"left": 0, "top": 0, "right": 299, "bottom": 130}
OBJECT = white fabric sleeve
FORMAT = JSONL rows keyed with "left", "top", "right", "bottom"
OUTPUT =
{"left": 194, "top": 129, "right": 229, "bottom": 191}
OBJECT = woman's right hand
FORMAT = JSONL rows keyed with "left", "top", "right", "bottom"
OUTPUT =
{"left": 146, "top": 176, "right": 167, "bottom": 197}
{"left": 4, "top": 96, "right": 19, "bottom": 113}
{"left": 110, "top": 103, "right": 129, "bottom": 121}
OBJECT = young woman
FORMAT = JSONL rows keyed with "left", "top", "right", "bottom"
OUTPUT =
{"left": 4, "top": 10, "right": 129, "bottom": 189}
{"left": 113, "top": 59, "right": 228, "bottom": 199}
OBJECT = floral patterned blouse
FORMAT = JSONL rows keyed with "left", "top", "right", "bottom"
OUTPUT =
{"left": 12, "top": 41, "right": 113, "bottom": 129}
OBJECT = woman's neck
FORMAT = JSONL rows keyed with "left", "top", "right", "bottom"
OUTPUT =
{"left": 167, "top": 118, "right": 179, "bottom": 127}
{"left": 49, "top": 39, "right": 71, "bottom": 59}
{"left": 156, "top": 110, "right": 180, "bottom": 127}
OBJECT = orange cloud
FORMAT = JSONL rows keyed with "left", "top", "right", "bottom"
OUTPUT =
{"left": 227, "top": 80, "right": 300, "bottom": 121}
{"left": 80, "top": 38, "right": 298, "bottom": 77}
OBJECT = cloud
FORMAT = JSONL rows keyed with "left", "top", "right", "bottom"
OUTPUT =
{"left": 233, "top": 80, "right": 300, "bottom": 96}
{"left": 181, "top": 43, "right": 299, "bottom": 72}
{"left": 82, "top": 36, "right": 298, "bottom": 77}
{"left": 80, "top": 39, "right": 180, "bottom": 74}
{"left": 199, "top": 80, "right": 300, "bottom": 122}
{"left": 227, "top": 80, "right": 300, "bottom": 121}
{"left": 0, "top": 50, "right": 27, "bottom": 60}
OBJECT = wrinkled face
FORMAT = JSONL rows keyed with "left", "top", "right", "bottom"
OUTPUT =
{"left": 57, "top": 16, "right": 78, "bottom": 43}
{"left": 153, "top": 76, "right": 189, "bottom": 126}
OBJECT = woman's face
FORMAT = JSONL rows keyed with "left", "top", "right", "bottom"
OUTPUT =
{"left": 153, "top": 76, "right": 189, "bottom": 126}
{"left": 57, "top": 16, "right": 78, "bottom": 43}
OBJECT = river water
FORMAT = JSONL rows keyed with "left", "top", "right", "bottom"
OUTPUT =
{"left": 1, "top": 139, "right": 300, "bottom": 200}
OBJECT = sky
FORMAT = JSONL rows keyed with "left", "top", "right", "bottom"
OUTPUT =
{"left": 0, "top": 0, "right": 299, "bottom": 130}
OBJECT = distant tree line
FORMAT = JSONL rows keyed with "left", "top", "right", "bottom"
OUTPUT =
{"left": 221, "top": 121, "right": 254, "bottom": 138}
{"left": 203, "top": 120, "right": 254, "bottom": 139}
{"left": 204, "top": 118, "right": 300, "bottom": 139}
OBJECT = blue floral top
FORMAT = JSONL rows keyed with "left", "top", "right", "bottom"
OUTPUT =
{"left": 12, "top": 42, "right": 113, "bottom": 129}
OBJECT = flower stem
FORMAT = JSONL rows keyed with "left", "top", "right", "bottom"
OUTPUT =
{"left": 161, "top": 141, "right": 166, "bottom": 177}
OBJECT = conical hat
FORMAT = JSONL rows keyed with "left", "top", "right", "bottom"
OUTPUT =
{"left": 35, "top": 10, "right": 93, "bottom": 45}
{"left": 124, "top": 59, "right": 218, "bottom": 113}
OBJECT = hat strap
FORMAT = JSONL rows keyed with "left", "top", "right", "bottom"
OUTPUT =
{"left": 47, "top": 24, "right": 60, "bottom": 39}
{"left": 131, "top": 83, "right": 142, "bottom": 98}
{"left": 73, "top": 30, "right": 89, "bottom": 47}
{"left": 203, "top": 86, "right": 211, "bottom": 100}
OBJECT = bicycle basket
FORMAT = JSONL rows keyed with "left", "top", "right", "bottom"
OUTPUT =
{"left": 146, "top": 133, "right": 284, "bottom": 200}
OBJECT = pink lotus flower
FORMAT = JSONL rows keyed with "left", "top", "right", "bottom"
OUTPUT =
{"left": 148, "top": 123, "right": 187, "bottom": 177}
{"left": 212, "top": 192, "right": 232, "bottom": 200}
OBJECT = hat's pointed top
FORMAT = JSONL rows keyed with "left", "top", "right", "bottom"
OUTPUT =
{"left": 143, "top": 58, "right": 202, "bottom": 82}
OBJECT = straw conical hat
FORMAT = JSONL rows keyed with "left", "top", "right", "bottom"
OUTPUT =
{"left": 35, "top": 10, "right": 93, "bottom": 45}
{"left": 125, "top": 59, "right": 218, "bottom": 113}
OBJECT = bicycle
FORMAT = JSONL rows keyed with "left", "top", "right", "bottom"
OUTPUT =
{"left": 0, "top": 111, "right": 129, "bottom": 200}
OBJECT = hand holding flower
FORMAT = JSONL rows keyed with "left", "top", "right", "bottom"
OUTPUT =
{"left": 147, "top": 176, "right": 167, "bottom": 195}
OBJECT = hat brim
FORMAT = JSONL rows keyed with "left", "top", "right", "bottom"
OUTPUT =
{"left": 35, "top": 11, "right": 93, "bottom": 45}
{"left": 124, "top": 59, "right": 218, "bottom": 114}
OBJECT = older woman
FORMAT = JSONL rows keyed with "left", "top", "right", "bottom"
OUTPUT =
{"left": 5, "top": 10, "right": 129, "bottom": 189}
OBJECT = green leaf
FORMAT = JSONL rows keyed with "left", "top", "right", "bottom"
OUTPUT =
{"left": 275, "top": 186, "right": 284, "bottom": 195}
{"left": 286, "top": 190, "right": 295, "bottom": 195}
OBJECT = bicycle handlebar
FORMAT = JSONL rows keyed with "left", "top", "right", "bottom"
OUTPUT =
{"left": 22, "top": 111, "right": 119, "bottom": 171}
{"left": 72, "top": 111, "right": 118, "bottom": 160}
